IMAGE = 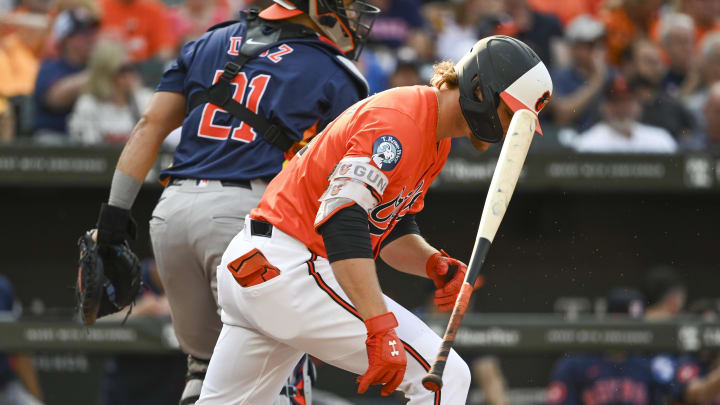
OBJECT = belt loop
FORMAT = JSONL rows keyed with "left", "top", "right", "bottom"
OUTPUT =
{"left": 244, "top": 217, "right": 251, "bottom": 238}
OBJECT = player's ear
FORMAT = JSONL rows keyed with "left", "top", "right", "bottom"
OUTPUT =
{"left": 474, "top": 87, "right": 483, "bottom": 101}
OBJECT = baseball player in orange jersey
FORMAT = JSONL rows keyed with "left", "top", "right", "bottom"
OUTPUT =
{"left": 197, "top": 36, "right": 553, "bottom": 404}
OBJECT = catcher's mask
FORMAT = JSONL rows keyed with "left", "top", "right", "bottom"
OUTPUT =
{"left": 260, "top": 0, "right": 380, "bottom": 60}
{"left": 455, "top": 35, "right": 553, "bottom": 143}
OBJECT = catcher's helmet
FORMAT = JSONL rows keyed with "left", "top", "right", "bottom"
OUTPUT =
{"left": 259, "top": 0, "right": 379, "bottom": 59}
{"left": 456, "top": 36, "right": 553, "bottom": 143}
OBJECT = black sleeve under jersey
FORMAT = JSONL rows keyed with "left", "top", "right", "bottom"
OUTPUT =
{"left": 318, "top": 204, "right": 373, "bottom": 263}
{"left": 381, "top": 214, "right": 421, "bottom": 249}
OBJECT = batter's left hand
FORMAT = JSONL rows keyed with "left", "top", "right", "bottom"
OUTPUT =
{"left": 426, "top": 250, "right": 481, "bottom": 311}
{"left": 358, "top": 312, "right": 407, "bottom": 396}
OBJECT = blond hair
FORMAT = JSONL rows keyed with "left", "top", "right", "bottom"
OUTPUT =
{"left": 430, "top": 61, "right": 458, "bottom": 89}
{"left": 85, "top": 41, "right": 128, "bottom": 101}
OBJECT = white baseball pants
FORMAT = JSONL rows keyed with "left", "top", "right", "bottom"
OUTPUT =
{"left": 197, "top": 217, "right": 471, "bottom": 405}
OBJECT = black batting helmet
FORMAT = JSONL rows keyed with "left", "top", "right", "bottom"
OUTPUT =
{"left": 456, "top": 36, "right": 553, "bottom": 143}
{"left": 260, "top": 0, "right": 380, "bottom": 60}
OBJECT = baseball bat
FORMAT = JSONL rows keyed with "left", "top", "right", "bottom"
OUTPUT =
{"left": 421, "top": 109, "right": 538, "bottom": 392}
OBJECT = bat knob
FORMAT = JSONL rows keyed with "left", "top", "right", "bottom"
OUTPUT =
{"left": 422, "top": 374, "right": 443, "bottom": 392}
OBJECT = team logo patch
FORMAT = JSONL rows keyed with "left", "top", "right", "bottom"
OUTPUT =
{"left": 339, "top": 163, "right": 352, "bottom": 175}
{"left": 371, "top": 135, "right": 402, "bottom": 171}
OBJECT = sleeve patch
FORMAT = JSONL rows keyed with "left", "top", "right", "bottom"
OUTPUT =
{"left": 329, "top": 158, "right": 388, "bottom": 195}
{"left": 371, "top": 135, "right": 402, "bottom": 171}
{"left": 318, "top": 178, "right": 377, "bottom": 212}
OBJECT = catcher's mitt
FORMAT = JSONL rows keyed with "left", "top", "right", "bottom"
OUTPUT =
{"left": 76, "top": 205, "right": 142, "bottom": 325}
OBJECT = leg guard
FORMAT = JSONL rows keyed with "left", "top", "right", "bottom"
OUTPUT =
{"left": 277, "top": 354, "right": 316, "bottom": 405}
{"left": 180, "top": 355, "right": 209, "bottom": 405}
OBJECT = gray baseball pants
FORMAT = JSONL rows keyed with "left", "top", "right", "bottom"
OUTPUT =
{"left": 149, "top": 179, "right": 267, "bottom": 361}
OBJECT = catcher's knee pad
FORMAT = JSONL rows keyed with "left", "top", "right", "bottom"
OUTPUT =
{"left": 180, "top": 356, "right": 209, "bottom": 405}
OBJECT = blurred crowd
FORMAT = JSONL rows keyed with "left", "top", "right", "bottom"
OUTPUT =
{"left": 1, "top": 0, "right": 720, "bottom": 152}
{"left": 541, "top": 266, "right": 720, "bottom": 405}
{"left": 457, "top": 266, "right": 720, "bottom": 405}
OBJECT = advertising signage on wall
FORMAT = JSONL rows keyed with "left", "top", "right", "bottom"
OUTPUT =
{"left": 0, "top": 146, "right": 718, "bottom": 191}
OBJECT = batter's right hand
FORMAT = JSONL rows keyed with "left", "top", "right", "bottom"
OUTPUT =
{"left": 358, "top": 312, "right": 407, "bottom": 396}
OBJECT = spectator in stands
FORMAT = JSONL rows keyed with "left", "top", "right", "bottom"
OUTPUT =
{"left": 549, "top": 15, "right": 615, "bottom": 132}
{"left": 368, "top": 0, "right": 426, "bottom": 50}
{"left": 623, "top": 38, "right": 695, "bottom": 142}
{"left": 493, "top": 0, "right": 564, "bottom": 68}
{"left": 166, "top": 0, "right": 231, "bottom": 46}
{"left": 68, "top": 41, "right": 152, "bottom": 145}
{"left": 526, "top": 0, "right": 604, "bottom": 26}
{"left": 31, "top": 7, "right": 99, "bottom": 143}
{"left": 356, "top": 49, "right": 389, "bottom": 95}
{"left": 573, "top": 75, "right": 678, "bottom": 153}
{"left": 0, "top": 11, "right": 50, "bottom": 139}
{"left": 388, "top": 56, "right": 423, "bottom": 88}
{"left": 99, "top": 0, "right": 175, "bottom": 63}
{"left": 658, "top": 13, "right": 698, "bottom": 97}
{"left": 362, "top": 0, "right": 432, "bottom": 93}
{"left": 685, "top": 33, "right": 720, "bottom": 136}
{"left": 0, "top": 102, "right": 11, "bottom": 142}
{"left": 642, "top": 266, "right": 686, "bottom": 321}
{"left": 12, "top": 0, "right": 53, "bottom": 14}
{"left": 98, "top": 258, "right": 186, "bottom": 405}
{"left": 699, "top": 82, "right": 720, "bottom": 149}
{"left": 600, "top": 0, "right": 663, "bottom": 65}
{"left": 680, "top": 0, "right": 720, "bottom": 44}
{"left": 0, "top": 0, "right": 12, "bottom": 13}
{"left": 370, "top": 0, "right": 437, "bottom": 67}
{"left": 0, "top": 11, "right": 49, "bottom": 94}
{"left": 550, "top": 15, "right": 612, "bottom": 133}
{"left": 434, "top": 0, "right": 502, "bottom": 63}
{"left": 0, "top": 274, "right": 44, "bottom": 405}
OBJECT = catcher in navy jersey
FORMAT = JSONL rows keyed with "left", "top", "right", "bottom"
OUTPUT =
{"left": 85, "top": 1, "right": 379, "bottom": 403}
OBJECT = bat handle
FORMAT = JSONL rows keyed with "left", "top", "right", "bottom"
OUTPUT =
{"left": 422, "top": 283, "right": 475, "bottom": 392}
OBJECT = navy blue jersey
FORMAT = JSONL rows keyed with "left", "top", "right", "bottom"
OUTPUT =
{"left": 157, "top": 13, "right": 366, "bottom": 182}
{"left": 547, "top": 354, "right": 674, "bottom": 405}
{"left": 663, "top": 354, "right": 720, "bottom": 405}
{"left": 33, "top": 58, "right": 85, "bottom": 134}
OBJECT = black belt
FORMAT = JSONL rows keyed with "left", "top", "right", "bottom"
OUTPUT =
{"left": 250, "top": 219, "right": 273, "bottom": 237}
{"left": 168, "top": 178, "right": 252, "bottom": 189}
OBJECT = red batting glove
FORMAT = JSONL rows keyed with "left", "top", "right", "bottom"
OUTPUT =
{"left": 426, "top": 250, "right": 483, "bottom": 311}
{"left": 357, "top": 312, "right": 407, "bottom": 396}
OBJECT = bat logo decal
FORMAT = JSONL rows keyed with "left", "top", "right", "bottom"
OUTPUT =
{"left": 534, "top": 91, "right": 551, "bottom": 112}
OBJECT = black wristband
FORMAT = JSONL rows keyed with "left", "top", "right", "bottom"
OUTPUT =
{"left": 96, "top": 203, "right": 137, "bottom": 245}
{"left": 319, "top": 204, "right": 373, "bottom": 263}
{"left": 381, "top": 214, "right": 420, "bottom": 249}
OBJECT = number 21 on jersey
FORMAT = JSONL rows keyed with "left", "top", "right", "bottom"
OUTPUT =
{"left": 197, "top": 70, "right": 270, "bottom": 143}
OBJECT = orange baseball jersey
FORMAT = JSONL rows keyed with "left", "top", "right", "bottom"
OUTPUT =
{"left": 251, "top": 85, "right": 451, "bottom": 259}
